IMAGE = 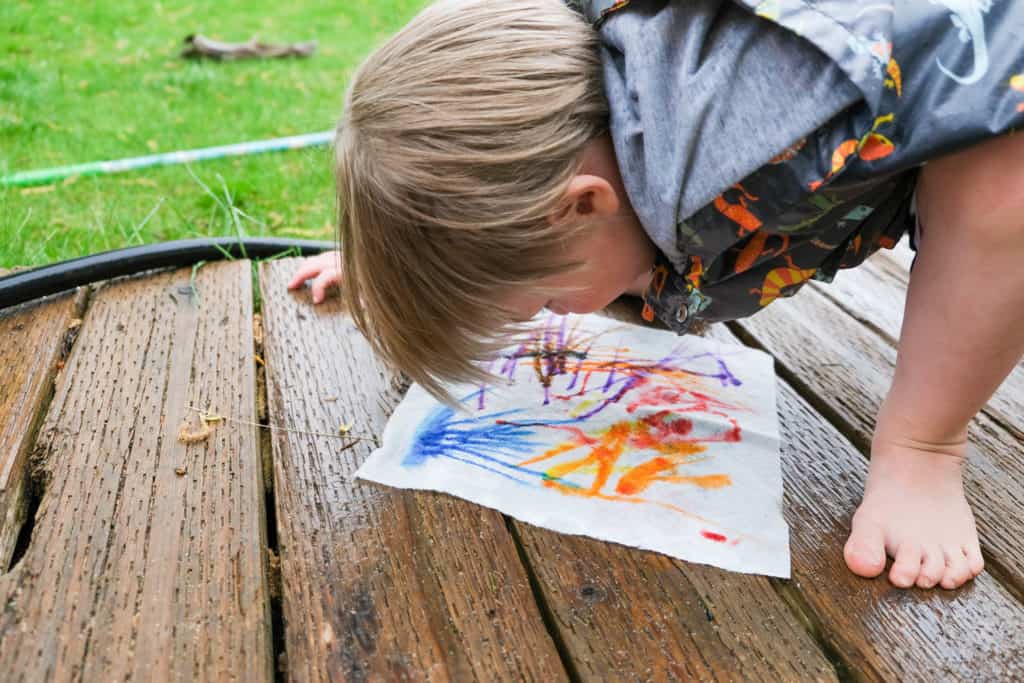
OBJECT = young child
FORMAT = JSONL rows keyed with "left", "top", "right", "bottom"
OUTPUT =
{"left": 288, "top": 0, "right": 1024, "bottom": 590}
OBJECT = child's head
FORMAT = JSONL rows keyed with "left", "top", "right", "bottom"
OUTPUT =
{"left": 336, "top": 0, "right": 653, "bottom": 400}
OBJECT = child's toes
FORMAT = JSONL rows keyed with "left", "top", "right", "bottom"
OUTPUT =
{"left": 940, "top": 549, "right": 972, "bottom": 589}
{"left": 843, "top": 520, "right": 886, "bottom": 577}
{"left": 965, "top": 545, "right": 985, "bottom": 578}
{"left": 915, "top": 549, "right": 945, "bottom": 589}
{"left": 889, "top": 543, "right": 924, "bottom": 588}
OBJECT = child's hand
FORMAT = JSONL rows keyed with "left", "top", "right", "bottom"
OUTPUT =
{"left": 286, "top": 250, "right": 342, "bottom": 304}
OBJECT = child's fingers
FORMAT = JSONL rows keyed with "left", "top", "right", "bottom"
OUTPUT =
{"left": 287, "top": 251, "right": 339, "bottom": 289}
{"left": 310, "top": 270, "right": 340, "bottom": 304}
{"left": 287, "top": 264, "right": 320, "bottom": 289}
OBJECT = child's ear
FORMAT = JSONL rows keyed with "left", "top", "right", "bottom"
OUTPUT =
{"left": 550, "top": 174, "right": 620, "bottom": 225}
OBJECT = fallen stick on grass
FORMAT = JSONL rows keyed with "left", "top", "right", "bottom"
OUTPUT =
{"left": 181, "top": 34, "right": 317, "bottom": 60}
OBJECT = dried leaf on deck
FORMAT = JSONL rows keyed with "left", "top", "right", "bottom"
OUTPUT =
{"left": 178, "top": 418, "right": 213, "bottom": 443}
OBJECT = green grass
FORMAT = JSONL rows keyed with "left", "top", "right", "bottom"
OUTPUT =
{"left": 0, "top": 0, "right": 430, "bottom": 268}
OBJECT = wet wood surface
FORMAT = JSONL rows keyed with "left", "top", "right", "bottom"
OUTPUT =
{"left": 711, "top": 324, "right": 1024, "bottom": 680}
{"left": 0, "top": 289, "right": 83, "bottom": 568}
{"left": 522, "top": 301, "right": 837, "bottom": 681}
{"left": 258, "top": 262, "right": 565, "bottom": 682}
{"left": 733, "top": 268, "right": 1024, "bottom": 591}
{"left": 513, "top": 526, "right": 837, "bottom": 681}
{"left": 810, "top": 245, "right": 1024, "bottom": 441}
{"left": 0, "top": 246, "right": 1021, "bottom": 681}
{"left": 0, "top": 263, "right": 271, "bottom": 682}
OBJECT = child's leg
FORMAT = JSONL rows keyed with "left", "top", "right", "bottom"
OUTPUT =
{"left": 844, "top": 132, "right": 1024, "bottom": 589}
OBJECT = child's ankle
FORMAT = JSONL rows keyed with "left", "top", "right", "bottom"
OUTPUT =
{"left": 873, "top": 400, "right": 969, "bottom": 458}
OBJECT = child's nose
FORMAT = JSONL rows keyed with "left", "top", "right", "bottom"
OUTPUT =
{"left": 547, "top": 302, "right": 568, "bottom": 315}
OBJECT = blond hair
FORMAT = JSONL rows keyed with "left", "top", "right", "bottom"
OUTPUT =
{"left": 336, "top": 0, "right": 609, "bottom": 402}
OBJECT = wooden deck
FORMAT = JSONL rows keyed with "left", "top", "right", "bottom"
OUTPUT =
{"left": 1, "top": 243, "right": 1023, "bottom": 681}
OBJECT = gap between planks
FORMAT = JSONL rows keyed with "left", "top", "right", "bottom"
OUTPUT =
{"left": 607, "top": 299, "right": 1024, "bottom": 679}
{"left": 810, "top": 245, "right": 1024, "bottom": 444}
{"left": 725, "top": 317, "right": 1024, "bottom": 603}
{"left": 261, "top": 260, "right": 838, "bottom": 682}
{"left": 502, "top": 517, "right": 584, "bottom": 683}
{"left": 0, "top": 263, "right": 274, "bottom": 681}
{"left": 253, "top": 301, "right": 289, "bottom": 681}
{"left": 1, "top": 287, "right": 89, "bottom": 572}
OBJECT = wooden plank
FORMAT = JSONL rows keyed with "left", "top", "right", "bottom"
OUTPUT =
{"left": 503, "top": 300, "right": 837, "bottom": 681}
{"left": 810, "top": 249, "right": 910, "bottom": 345}
{"left": 733, "top": 283, "right": 1024, "bottom": 588}
{"left": 759, "top": 364, "right": 1024, "bottom": 680}
{"left": 258, "top": 260, "right": 566, "bottom": 682}
{"left": 812, "top": 247, "right": 1024, "bottom": 440}
{"left": 572, "top": 300, "right": 1024, "bottom": 679}
{"left": 514, "top": 528, "right": 837, "bottom": 681}
{"left": 608, "top": 301, "right": 1024, "bottom": 677}
{"left": 0, "top": 290, "right": 84, "bottom": 568}
{"left": 0, "top": 262, "right": 272, "bottom": 681}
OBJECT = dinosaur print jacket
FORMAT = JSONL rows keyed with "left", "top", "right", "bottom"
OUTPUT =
{"left": 578, "top": 0, "right": 1023, "bottom": 332}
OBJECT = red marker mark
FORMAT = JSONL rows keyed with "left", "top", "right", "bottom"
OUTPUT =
{"left": 701, "top": 530, "right": 727, "bottom": 543}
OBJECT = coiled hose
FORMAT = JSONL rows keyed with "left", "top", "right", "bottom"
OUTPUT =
{"left": 0, "top": 238, "right": 333, "bottom": 311}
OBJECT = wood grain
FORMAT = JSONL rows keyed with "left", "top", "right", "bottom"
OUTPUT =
{"left": 504, "top": 300, "right": 837, "bottom": 681}
{"left": 769, "top": 370, "right": 1024, "bottom": 680}
{"left": 695, "top": 324, "right": 1024, "bottom": 679}
{"left": 812, "top": 246, "right": 1024, "bottom": 440}
{"left": 601, "top": 298, "right": 1024, "bottom": 677}
{"left": 732, "top": 281, "right": 1024, "bottom": 589}
{"left": 0, "top": 290, "right": 84, "bottom": 568}
{"left": 259, "top": 260, "right": 565, "bottom": 682}
{"left": 589, "top": 301, "right": 1024, "bottom": 678}
{"left": 514, "top": 526, "right": 837, "bottom": 681}
{"left": 0, "top": 263, "right": 272, "bottom": 682}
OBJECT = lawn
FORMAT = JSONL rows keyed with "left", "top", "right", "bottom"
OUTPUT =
{"left": 0, "top": 0, "right": 430, "bottom": 268}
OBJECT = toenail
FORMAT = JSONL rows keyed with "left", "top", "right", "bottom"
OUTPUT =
{"left": 854, "top": 552, "right": 883, "bottom": 568}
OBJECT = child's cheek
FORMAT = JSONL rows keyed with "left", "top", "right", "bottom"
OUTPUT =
{"left": 560, "top": 288, "right": 619, "bottom": 316}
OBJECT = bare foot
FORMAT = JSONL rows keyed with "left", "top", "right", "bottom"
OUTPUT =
{"left": 844, "top": 438, "right": 984, "bottom": 589}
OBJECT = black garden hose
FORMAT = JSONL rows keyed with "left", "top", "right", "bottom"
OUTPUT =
{"left": 0, "top": 238, "right": 334, "bottom": 311}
